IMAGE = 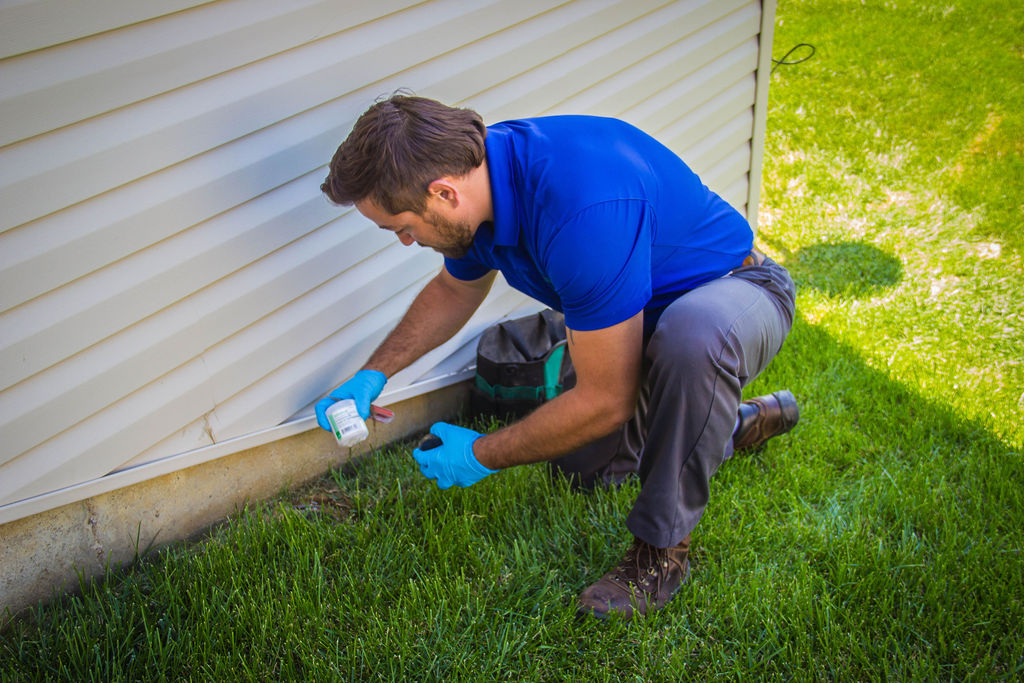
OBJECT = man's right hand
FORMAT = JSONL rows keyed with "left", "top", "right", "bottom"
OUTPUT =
{"left": 314, "top": 369, "right": 388, "bottom": 431}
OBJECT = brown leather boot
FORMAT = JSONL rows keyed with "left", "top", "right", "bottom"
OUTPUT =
{"left": 733, "top": 389, "right": 799, "bottom": 451}
{"left": 577, "top": 535, "right": 690, "bottom": 620}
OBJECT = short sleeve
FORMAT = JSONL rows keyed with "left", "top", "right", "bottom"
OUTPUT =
{"left": 444, "top": 256, "right": 492, "bottom": 282}
{"left": 542, "top": 199, "right": 653, "bottom": 331}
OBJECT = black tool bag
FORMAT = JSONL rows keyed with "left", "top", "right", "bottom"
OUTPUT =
{"left": 471, "top": 309, "right": 576, "bottom": 418}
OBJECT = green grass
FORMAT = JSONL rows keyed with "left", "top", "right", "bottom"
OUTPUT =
{"left": 3, "top": 0, "right": 1023, "bottom": 679}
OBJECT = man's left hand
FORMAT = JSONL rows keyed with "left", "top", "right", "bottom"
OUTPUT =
{"left": 412, "top": 422, "right": 497, "bottom": 489}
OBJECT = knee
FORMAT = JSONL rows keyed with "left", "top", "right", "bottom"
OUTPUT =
{"left": 646, "top": 313, "right": 741, "bottom": 381}
{"left": 648, "top": 312, "right": 725, "bottom": 363}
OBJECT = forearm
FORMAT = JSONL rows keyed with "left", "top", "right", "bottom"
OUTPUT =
{"left": 473, "top": 385, "right": 635, "bottom": 470}
{"left": 473, "top": 312, "right": 644, "bottom": 470}
{"left": 364, "top": 269, "right": 493, "bottom": 377}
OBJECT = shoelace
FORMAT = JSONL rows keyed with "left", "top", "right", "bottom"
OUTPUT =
{"left": 609, "top": 541, "right": 680, "bottom": 596}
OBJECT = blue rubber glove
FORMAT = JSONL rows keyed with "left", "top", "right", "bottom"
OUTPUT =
{"left": 412, "top": 422, "right": 497, "bottom": 489}
{"left": 314, "top": 369, "right": 387, "bottom": 431}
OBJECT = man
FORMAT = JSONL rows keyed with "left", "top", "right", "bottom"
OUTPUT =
{"left": 315, "top": 95, "right": 798, "bottom": 620}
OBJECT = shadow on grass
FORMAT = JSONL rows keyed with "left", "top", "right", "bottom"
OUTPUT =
{"left": 786, "top": 240, "right": 903, "bottom": 297}
{"left": 697, "top": 309, "right": 1023, "bottom": 677}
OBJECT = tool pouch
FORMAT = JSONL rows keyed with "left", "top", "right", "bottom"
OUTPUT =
{"left": 471, "top": 309, "right": 576, "bottom": 418}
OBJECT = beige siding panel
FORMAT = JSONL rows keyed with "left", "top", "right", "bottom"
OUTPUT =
{"left": 117, "top": 417, "right": 215, "bottom": 474}
{"left": 649, "top": 73, "right": 757, "bottom": 183}
{"left": 0, "top": 174, "right": 342, "bottom": 388}
{"left": 199, "top": 259, "right": 439, "bottom": 439}
{"left": 418, "top": 0, "right": 670, "bottom": 107}
{"left": 0, "top": 220, "right": 398, "bottom": 464}
{"left": 470, "top": 0, "right": 745, "bottom": 121}
{"left": 0, "top": 0, "right": 775, "bottom": 520}
{"left": 0, "top": 121, "right": 342, "bottom": 314}
{"left": 675, "top": 108, "right": 756, "bottom": 177}
{"left": 0, "top": 0, "right": 425, "bottom": 146}
{"left": 721, "top": 174, "right": 754, "bottom": 214}
{"left": 0, "top": 0, "right": 568, "bottom": 294}
{"left": 621, "top": 38, "right": 759, "bottom": 135}
{"left": 639, "top": 67, "right": 758, "bottom": 144}
{"left": 0, "top": 355, "right": 216, "bottom": 507}
{"left": 748, "top": 0, "right": 778, "bottom": 225}
{"left": 0, "top": 263, "right": 434, "bottom": 505}
{"left": 0, "top": 0, "right": 216, "bottom": 59}
{"left": 704, "top": 144, "right": 756, "bottom": 206}
{"left": 547, "top": 2, "right": 759, "bottom": 117}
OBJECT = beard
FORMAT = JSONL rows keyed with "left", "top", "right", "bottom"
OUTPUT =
{"left": 422, "top": 209, "right": 476, "bottom": 259}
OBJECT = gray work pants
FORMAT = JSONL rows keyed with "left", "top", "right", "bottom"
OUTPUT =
{"left": 550, "top": 258, "right": 796, "bottom": 548}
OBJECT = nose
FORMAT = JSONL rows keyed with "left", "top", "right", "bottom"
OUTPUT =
{"left": 397, "top": 232, "right": 415, "bottom": 246}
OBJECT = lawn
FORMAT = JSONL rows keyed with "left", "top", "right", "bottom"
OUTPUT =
{"left": 2, "top": 0, "right": 1022, "bottom": 679}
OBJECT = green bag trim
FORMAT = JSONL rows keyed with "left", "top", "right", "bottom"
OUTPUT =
{"left": 542, "top": 344, "right": 566, "bottom": 400}
{"left": 476, "top": 343, "right": 566, "bottom": 401}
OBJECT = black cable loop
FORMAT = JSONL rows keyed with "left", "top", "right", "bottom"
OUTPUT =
{"left": 771, "top": 43, "right": 816, "bottom": 74}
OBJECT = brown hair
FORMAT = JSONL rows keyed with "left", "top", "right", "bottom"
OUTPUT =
{"left": 321, "top": 95, "right": 487, "bottom": 214}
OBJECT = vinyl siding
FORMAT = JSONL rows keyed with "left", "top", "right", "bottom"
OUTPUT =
{"left": 0, "top": 0, "right": 775, "bottom": 521}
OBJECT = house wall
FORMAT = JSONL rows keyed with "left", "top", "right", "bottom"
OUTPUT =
{"left": 0, "top": 0, "right": 776, "bottom": 616}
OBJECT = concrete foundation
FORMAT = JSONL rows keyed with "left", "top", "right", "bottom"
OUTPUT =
{"left": 0, "top": 381, "right": 469, "bottom": 626}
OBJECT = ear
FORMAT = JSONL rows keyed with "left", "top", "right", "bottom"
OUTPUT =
{"left": 426, "top": 177, "right": 460, "bottom": 208}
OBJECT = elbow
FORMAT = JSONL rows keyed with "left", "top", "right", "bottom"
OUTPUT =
{"left": 611, "top": 378, "right": 642, "bottom": 427}
{"left": 572, "top": 380, "right": 640, "bottom": 436}
{"left": 595, "top": 392, "right": 638, "bottom": 433}
{"left": 608, "top": 399, "right": 637, "bottom": 429}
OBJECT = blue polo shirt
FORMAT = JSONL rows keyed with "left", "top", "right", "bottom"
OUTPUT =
{"left": 444, "top": 116, "right": 753, "bottom": 332}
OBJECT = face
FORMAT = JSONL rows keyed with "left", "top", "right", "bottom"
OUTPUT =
{"left": 355, "top": 199, "right": 476, "bottom": 259}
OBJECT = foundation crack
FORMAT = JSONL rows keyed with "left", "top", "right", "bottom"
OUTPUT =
{"left": 84, "top": 501, "right": 106, "bottom": 567}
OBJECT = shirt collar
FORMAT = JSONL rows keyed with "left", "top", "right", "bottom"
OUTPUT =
{"left": 484, "top": 124, "right": 520, "bottom": 247}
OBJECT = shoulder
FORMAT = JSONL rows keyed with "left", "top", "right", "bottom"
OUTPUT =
{"left": 495, "top": 116, "right": 664, "bottom": 224}
{"left": 491, "top": 115, "right": 655, "bottom": 163}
